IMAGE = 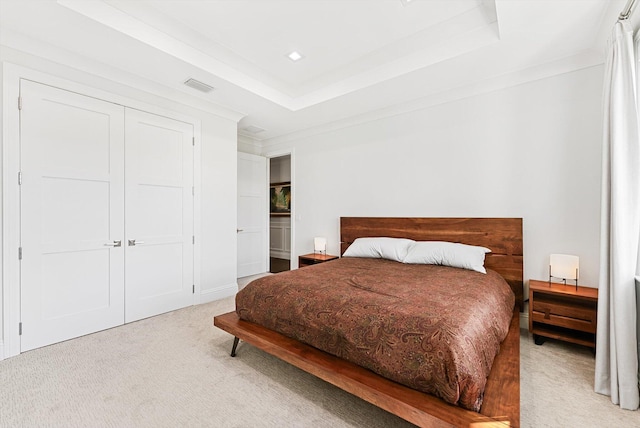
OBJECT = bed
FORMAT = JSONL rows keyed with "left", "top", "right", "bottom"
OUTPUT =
{"left": 214, "top": 217, "right": 522, "bottom": 427}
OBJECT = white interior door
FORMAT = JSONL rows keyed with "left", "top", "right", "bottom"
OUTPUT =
{"left": 124, "top": 108, "right": 194, "bottom": 322}
{"left": 20, "top": 80, "right": 125, "bottom": 352}
{"left": 237, "top": 152, "right": 268, "bottom": 277}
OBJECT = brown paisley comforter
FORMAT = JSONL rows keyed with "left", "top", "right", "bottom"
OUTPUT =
{"left": 235, "top": 257, "right": 515, "bottom": 411}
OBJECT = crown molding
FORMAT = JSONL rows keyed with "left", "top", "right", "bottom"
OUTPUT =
{"left": 238, "top": 134, "right": 261, "bottom": 145}
{"left": 259, "top": 49, "right": 603, "bottom": 151}
{"left": 237, "top": 135, "right": 262, "bottom": 155}
{"left": 0, "top": 29, "right": 246, "bottom": 122}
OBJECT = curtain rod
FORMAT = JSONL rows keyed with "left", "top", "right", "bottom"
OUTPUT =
{"left": 619, "top": 0, "right": 637, "bottom": 20}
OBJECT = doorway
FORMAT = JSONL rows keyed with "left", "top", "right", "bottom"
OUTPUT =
{"left": 269, "top": 155, "right": 291, "bottom": 273}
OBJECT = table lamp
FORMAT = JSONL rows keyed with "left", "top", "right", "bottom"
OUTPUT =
{"left": 314, "top": 237, "right": 327, "bottom": 255}
{"left": 549, "top": 254, "right": 579, "bottom": 289}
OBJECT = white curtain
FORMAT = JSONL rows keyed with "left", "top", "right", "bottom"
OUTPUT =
{"left": 595, "top": 20, "right": 640, "bottom": 411}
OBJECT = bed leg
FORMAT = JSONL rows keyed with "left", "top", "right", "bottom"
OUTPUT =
{"left": 230, "top": 337, "right": 240, "bottom": 357}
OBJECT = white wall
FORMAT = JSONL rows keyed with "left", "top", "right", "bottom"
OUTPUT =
{"left": 200, "top": 114, "right": 239, "bottom": 298}
{"left": 0, "top": 48, "right": 239, "bottom": 357}
{"left": 0, "top": 59, "right": 4, "bottom": 355}
{"left": 264, "top": 66, "right": 604, "bottom": 289}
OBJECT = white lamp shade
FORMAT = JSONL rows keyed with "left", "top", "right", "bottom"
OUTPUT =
{"left": 550, "top": 254, "right": 579, "bottom": 280}
{"left": 314, "top": 237, "right": 327, "bottom": 253}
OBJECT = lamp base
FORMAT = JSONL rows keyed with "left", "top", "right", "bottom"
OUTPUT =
{"left": 548, "top": 263, "right": 579, "bottom": 290}
{"left": 548, "top": 275, "right": 578, "bottom": 290}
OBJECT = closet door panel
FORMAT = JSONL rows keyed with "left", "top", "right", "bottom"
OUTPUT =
{"left": 125, "top": 108, "right": 194, "bottom": 322}
{"left": 127, "top": 244, "right": 184, "bottom": 297}
{"left": 20, "top": 80, "right": 125, "bottom": 352}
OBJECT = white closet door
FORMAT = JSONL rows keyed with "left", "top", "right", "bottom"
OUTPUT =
{"left": 124, "top": 108, "right": 194, "bottom": 322}
{"left": 237, "top": 152, "right": 268, "bottom": 277}
{"left": 20, "top": 80, "right": 125, "bottom": 352}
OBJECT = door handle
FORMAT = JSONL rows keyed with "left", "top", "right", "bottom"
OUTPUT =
{"left": 236, "top": 229, "right": 244, "bottom": 233}
{"left": 104, "top": 240, "right": 122, "bottom": 247}
{"left": 128, "top": 239, "right": 145, "bottom": 246}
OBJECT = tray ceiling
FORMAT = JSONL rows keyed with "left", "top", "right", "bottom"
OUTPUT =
{"left": 0, "top": 0, "right": 621, "bottom": 143}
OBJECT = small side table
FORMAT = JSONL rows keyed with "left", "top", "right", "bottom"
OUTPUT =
{"left": 298, "top": 253, "right": 339, "bottom": 268}
{"left": 528, "top": 279, "right": 598, "bottom": 351}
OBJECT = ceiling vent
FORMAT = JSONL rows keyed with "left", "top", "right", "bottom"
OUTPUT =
{"left": 241, "top": 125, "right": 266, "bottom": 134}
{"left": 183, "top": 78, "right": 215, "bottom": 93}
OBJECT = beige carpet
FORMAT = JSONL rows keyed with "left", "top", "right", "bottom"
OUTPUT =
{"left": 0, "top": 294, "right": 638, "bottom": 427}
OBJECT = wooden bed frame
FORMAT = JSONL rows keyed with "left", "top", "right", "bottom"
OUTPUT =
{"left": 214, "top": 217, "right": 522, "bottom": 427}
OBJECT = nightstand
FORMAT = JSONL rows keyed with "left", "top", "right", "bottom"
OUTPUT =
{"left": 298, "top": 253, "right": 339, "bottom": 268}
{"left": 528, "top": 279, "right": 598, "bottom": 351}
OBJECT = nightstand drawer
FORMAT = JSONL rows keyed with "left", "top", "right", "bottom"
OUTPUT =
{"left": 531, "top": 310, "right": 596, "bottom": 333}
{"left": 531, "top": 298, "right": 596, "bottom": 323}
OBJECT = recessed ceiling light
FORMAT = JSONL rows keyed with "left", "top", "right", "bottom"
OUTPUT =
{"left": 287, "top": 51, "right": 304, "bottom": 62}
{"left": 400, "top": 0, "right": 415, "bottom": 6}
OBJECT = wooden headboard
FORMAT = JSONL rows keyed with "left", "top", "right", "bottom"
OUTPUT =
{"left": 340, "top": 217, "right": 524, "bottom": 311}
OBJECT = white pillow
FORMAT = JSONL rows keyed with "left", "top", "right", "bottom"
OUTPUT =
{"left": 402, "top": 241, "right": 491, "bottom": 274}
{"left": 342, "top": 237, "right": 415, "bottom": 263}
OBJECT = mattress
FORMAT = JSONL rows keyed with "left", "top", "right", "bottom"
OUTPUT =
{"left": 235, "top": 257, "right": 515, "bottom": 411}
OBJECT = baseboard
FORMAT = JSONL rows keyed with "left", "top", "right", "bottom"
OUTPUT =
{"left": 0, "top": 340, "right": 4, "bottom": 361}
{"left": 199, "top": 283, "right": 238, "bottom": 304}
